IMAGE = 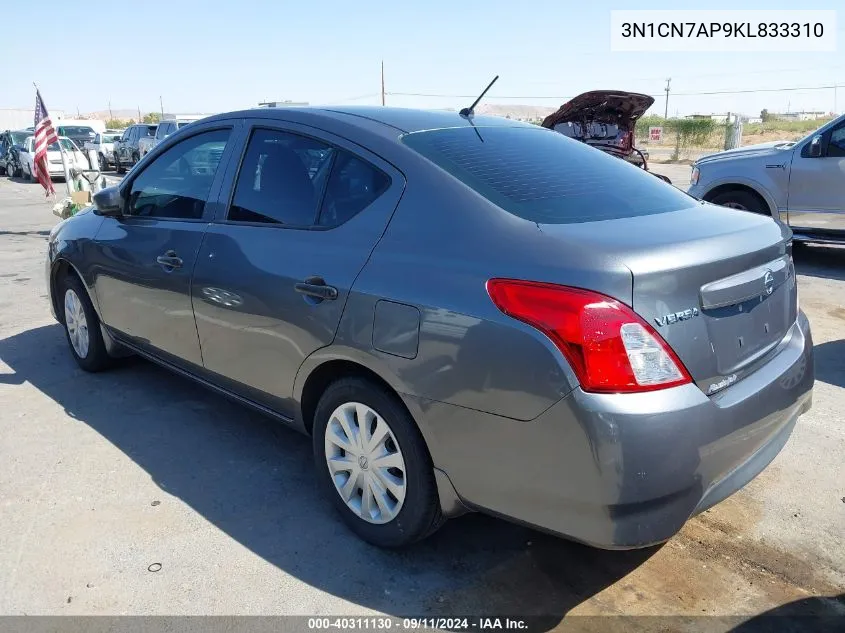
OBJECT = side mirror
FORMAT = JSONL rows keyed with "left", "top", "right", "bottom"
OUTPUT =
{"left": 92, "top": 186, "right": 124, "bottom": 216}
{"left": 808, "top": 135, "right": 823, "bottom": 158}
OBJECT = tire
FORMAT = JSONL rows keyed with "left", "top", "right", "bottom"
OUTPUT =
{"left": 60, "top": 274, "right": 112, "bottom": 372}
{"left": 115, "top": 153, "right": 125, "bottom": 175}
{"left": 23, "top": 163, "right": 31, "bottom": 181}
{"left": 709, "top": 189, "right": 768, "bottom": 215}
{"left": 98, "top": 153, "right": 108, "bottom": 172}
{"left": 132, "top": 151, "right": 140, "bottom": 164}
{"left": 312, "top": 377, "right": 443, "bottom": 548}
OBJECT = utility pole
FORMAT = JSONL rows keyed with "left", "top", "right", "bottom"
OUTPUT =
{"left": 664, "top": 78, "right": 671, "bottom": 120}
{"left": 160, "top": 95, "right": 165, "bottom": 118}
{"left": 108, "top": 100, "right": 113, "bottom": 121}
{"left": 381, "top": 61, "right": 386, "bottom": 106}
{"left": 137, "top": 106, "right": 142, "bottom": 122}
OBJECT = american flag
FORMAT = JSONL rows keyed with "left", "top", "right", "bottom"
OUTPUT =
{"left": 34, "top": 89, "right": 59, "bottom": 196}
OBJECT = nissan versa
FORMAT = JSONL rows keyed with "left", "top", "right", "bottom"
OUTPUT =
{"left": 45, "top": 106, "right": 814, "bottom": 549}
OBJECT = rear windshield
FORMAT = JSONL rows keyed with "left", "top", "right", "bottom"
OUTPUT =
{"left": 401, "top": 126, "right": 694, "bottom": 224}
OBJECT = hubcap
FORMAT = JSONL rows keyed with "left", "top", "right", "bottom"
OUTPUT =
{"left": 64, "top": 289, "right": 90, "bottom": 359}
{"left": 324, "top": 402, "right": 407, "bottom": 524}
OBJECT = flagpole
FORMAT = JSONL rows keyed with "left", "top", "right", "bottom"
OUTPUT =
{"left": 33, "top": 82, "right": 72, "bottom": 197}
{"left": 57, "top": 140, "right": 73, "bottom": 197}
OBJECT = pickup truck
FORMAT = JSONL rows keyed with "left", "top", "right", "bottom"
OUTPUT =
{"left": 138, "top": 116, "right": 204, "bottom": 157}
{"left": 84, "top": 130, "right": 125, "bottom": 171}
{"left": 688, "top": 112, "right": 845, "bottom": 244}
{"left": 113, "top": 124, "right": 157, "bottom": 174}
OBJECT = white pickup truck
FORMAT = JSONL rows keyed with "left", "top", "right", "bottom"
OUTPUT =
{"left": 83, "top": 130, "right": 125, "bottom": 171}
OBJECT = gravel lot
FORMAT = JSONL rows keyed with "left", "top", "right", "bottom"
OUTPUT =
{"left": 0, "top": 169, "right": 843, "bottom": 628}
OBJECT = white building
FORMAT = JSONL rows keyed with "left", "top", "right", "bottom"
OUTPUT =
{"left": 0, "top": 108, "right": 67, "bottom": 130}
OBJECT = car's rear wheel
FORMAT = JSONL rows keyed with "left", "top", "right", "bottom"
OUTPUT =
{"left": 115, "top": 154, "right": 124, "bottom": 175}
{"left": 98, "top": 153, "right": 108, "bottom": 172}
{"left": 61, "top": 274, "right": 112, "bottom": 372}
{"left": 312, "top": 377, "right": 443, "bottom": 548}
{"left": 709, "top": 189, "right": 769, "bottom": 215}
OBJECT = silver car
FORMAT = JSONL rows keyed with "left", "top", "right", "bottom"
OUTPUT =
{"left": 689, "top": 113, "right": 845, "bottom": 242}
{"left": 46, "top": 107, "right": 813, "bottom": 549}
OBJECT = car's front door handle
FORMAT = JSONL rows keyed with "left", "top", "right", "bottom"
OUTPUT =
{"left": 294, "top": 276, "right": 338, "bottom": 301}
{"left": 156, "top": 251, "right": 183, "bottom": 270}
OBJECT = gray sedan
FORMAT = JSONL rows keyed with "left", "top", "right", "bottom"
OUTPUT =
{"left": 46, "top": 107, "right": 813, "bottom": 548}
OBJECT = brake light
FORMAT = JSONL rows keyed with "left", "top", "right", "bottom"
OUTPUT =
{"left": 486, "top": 279, "right": 692, "bottom": 393}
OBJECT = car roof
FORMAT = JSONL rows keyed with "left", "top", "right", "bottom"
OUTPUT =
{"left": 202, "top": 106, "right": 534, "bottom": 137}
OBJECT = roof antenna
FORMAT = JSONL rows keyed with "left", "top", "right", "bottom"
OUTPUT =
{"left": 460, "top": 75, "right": 499, "bottom": 117}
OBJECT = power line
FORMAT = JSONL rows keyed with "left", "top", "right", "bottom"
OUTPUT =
{"left": 385, "top": 83, "right": 843, "bottom": 100}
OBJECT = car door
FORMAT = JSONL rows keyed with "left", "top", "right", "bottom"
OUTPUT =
{"left": 786, "top": 118, "right": 845, "bottom": 232}
{"left": 190, "top": 121, "right": 404, "bottom": 415}
{"left": 90, "top": 122, "right": 239, "bottom": 368}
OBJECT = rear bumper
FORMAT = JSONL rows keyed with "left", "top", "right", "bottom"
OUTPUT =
{"left": 418, "top": 311, "right": 814, "bottom": 548}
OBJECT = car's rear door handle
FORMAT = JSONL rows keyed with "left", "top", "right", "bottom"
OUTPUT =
{"left": 156, "top": 251, "right": 183, "bottom": 270}
{"left": 294, "top": 276, "right": 338, "bottom": 301}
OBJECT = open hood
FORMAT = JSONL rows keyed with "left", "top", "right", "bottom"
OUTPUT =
{"left": 542, "top": 91, "right": 655, "bottom": 130}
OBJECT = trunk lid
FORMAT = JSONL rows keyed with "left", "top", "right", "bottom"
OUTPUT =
{"left": 538, "top": 204, "right": 797, "bottom": 394}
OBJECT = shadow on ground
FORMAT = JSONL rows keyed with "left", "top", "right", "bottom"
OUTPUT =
{"left": 814, "top": 339, "right": 845, "bottom": 389}
{"left": 729, "top": 593, "right": 845, "bottom": 632}
{"left": 0, "top": 324, "right": 659, "bottom": 629}
{"left": 794, "top": 244, "right": 845, "bottom": 282}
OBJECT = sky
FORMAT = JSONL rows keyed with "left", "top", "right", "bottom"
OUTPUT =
{"left": 4, "top": 0, "right": 844, "bottom": 118}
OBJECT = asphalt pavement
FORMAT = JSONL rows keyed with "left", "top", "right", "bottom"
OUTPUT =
{"left": 0, "top": 171, "right": 843, "bottom": 627}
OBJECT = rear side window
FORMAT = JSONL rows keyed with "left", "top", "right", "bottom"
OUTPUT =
{"left": 401, "top": 126, "right": 694, "bottom": 224}
{"left": 228, "top": 128, "right": 389, "bottom": 227}
{"left": 317, "top": 152, "right": 390, "bottom": 227}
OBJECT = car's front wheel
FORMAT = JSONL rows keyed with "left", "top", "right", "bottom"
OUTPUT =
{"left": 709, "top": 189, "right": 769, "bottom": 215}
{"left": 61, "top": 274, "right": 112, "bottom": 372}
{"left": 312, "top": 377, "right": 443, "bottom": 548}
{"left": 115, "top": 153, "right": 124, "bottom": 175}
{"left": 98, "top": 153, "right": 108, "bottom": 172}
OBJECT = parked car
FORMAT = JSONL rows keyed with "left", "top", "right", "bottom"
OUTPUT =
{"left": 688, "top": 113, "right": 845, "bottom": 242}
{"left": 46, "top": 107, "right": 813, "bottom": 549}
{"left": 19, "top": 136, "right": 88, "bottom": 181}
{"left": 84, "top": 130, "right": 125, "bottom": 171}
{"left": 113, "top": 124, "right": 157, "bottom": 174}
{"left": 139, "top": 116, "right": 204, "bottom": 157}
{"left": 542, "top": 90, "right": 671, "bottom": 183}
{"left": 55, "top": 124, "right": 98, "bottom": 152}
{"left": 1, "top": 129, "right": 30, "bottom": 177}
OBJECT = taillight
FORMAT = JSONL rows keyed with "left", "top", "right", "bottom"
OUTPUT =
{"left": 486, "top": 279, "right": 692, "bottom": 393}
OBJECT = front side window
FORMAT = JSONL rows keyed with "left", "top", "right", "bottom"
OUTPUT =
{"left": 828, "top": 123, "right": 845, "bottom": 157}
{"left": 126, "top": 128, "right": 230, "bottom": 220}
{"left": 143, "top": 126, "right": 157, "bottom": 138}
{"left": 228, "top": 129, "right": 334, "bottom": 226}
